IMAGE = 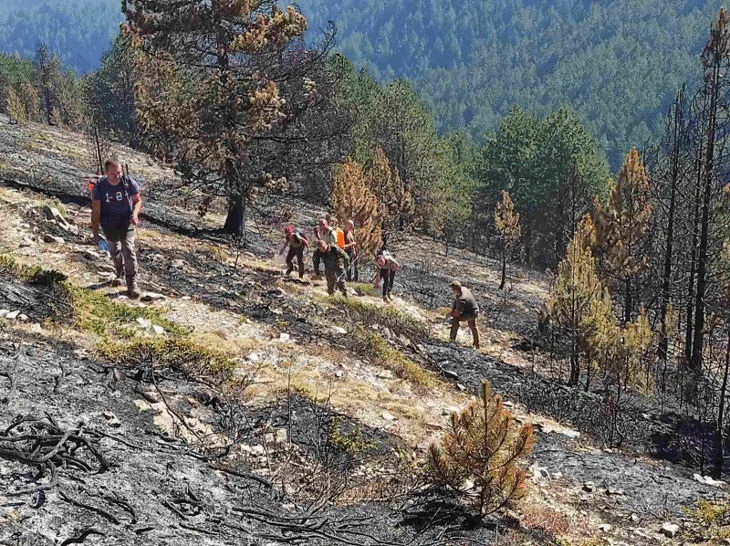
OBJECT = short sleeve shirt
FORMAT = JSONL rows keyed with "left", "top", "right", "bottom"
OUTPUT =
{"left": 92, "top": 177, "right": 140, "bottom": 229}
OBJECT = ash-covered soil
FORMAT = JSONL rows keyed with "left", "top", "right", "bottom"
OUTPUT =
{"left": 0, "top": 327, "right": 499, "bottom": 545}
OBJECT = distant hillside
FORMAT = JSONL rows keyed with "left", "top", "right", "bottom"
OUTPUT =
{"left": 0, "top": 0, "right": 122, "bottom": 74}
{"left": 293, "top": 0, "right": 715, "bottom": 169}
{"left": 0, "top": 0, "right": 719, "bottom": 170}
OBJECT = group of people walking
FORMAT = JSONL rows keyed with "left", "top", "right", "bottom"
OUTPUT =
{"left": 279, "top": 218, "right": 480, "bottom": 349}
{"left": 279, "top": 217, "right": 401, "bottom": 304}
{"left": 89, "top": 159, "right": 480, "bottom": 350}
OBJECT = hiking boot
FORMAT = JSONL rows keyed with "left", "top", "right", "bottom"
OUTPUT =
{"left": 382, "top": 295, "right": 389, "bottom": 303}
{"left": 387, "top": 293, "right": 394, "bottom": 301}
{"left": 126, "top": 276, "right": 141, "bottom": 299}
{"left": 112, "top": 276, "right": 124, "bottom": 287}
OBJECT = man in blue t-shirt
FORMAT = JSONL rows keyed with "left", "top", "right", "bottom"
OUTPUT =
{"left": 91, "top": 159, "right": 143, "bottom": 298}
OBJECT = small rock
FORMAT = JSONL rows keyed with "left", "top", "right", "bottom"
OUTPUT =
{"left": 6, "top": 310, "right": 20, "bottom": 320}
{"left": 529, "top": 463, "right": 550, "bottom": 481}
{"left": 102, "top": 410, "right": 122, "bottom": 428}
{"left": 660, "top": 522, "right": 679, "bottom": 538}
{"left": 0, "top": 310, "right": 8, "bottom": 318}
{"left": 606, "top": 487, "right": 624, "bottom": 496}
{"left": 382, "top": 411, "right": 396, "bottom": 421}
{"left": 29, "top": 323, "right": 42, "bottom": 333}
{"left": 560, "top": 429, "right": 581, "bottom": 439}
{"left": 141, "top": 292, "right": 166, "bottom": 302}
{"left": 630, "top": 513, "right": 640, "bottom": 523}
{"left": 248, "top": 352, "right": 260, "bottom": 362}
{"left": 19, "top": 239, "right": 32, "bottom": 247}
{"left": 335, "top": 370, "right": 344, "bottom": 378}
{"left": 137, "top": 317, "right": 151, "bottom": 329}
{"left": 456, "top": 383, "right": 467, "bottom": 391}
{"left": 552, "top": 472, "right": 563, "bottom": 480}
{"left": 275, "top": 429, "right": 288, "bottom": 443}
{"left": 398, "top": 335, "right": 411, "bottom": 347}
{"left": 43, "top": 234, "right": 65, "bottom": 245}
{"left": 152, "top": 324, "right": 165, "bottom": 336}
{"left": 250, "top": 444, "right": 265, "bottom": 456}
{"left": 442, "top": 406, "right": 461, "bottom": 416}
{"left": 278, "top": 333, "right": 290, "bottom": 343}
{"left": 17, "top": 314, "right": 28, "bottom": 322}
{"left": 134, "top": 400, "right": 151, "bottom": 413}
{"left": 244, "top": 252, "right": 256, "bottom": 259}
{"left": 42, "top": 205, "right": 67, "bottom": 224}
{"left": 331, "top": 326, "right": 347, "bottom": 335}
{"left": 598, "top": 524, "right": 612, "bottom": 533}
{"left": 694, "top": 473, "right": 727, "bottom": 487}
{"left": 181, "top": 295, "right": 191, "bottom": 300}
{"left": 583, "top": 481, "right": 596, "bottom": 493}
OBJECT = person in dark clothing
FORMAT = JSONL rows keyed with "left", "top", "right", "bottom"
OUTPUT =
{"left": 91, "top": 159, "right": 143, "bottom": 298}
{"left": 279, "top": 226, "right": 309, "bottom": 278}
{"left": 343, "top": 220, "right": 358, "bottom": 282}
{"left": 376, "top": 249, "right": 399, "bottom": 303}
{"left": 446, "top": 280, "right": 480, "bottom": 349}
{"left": 313, "top": 240, "right": 350, "bottom": 297}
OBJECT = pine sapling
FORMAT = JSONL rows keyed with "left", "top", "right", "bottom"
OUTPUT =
{"left": 495, "top": 190, "right": 521, "bottom": 290}
{"left": 426, "top": 380, "right": 534, "bottom": 517}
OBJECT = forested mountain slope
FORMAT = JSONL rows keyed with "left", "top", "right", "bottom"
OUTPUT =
{"left": 0, "top": 0, "right": 121, "bottom": 74}
{"left": 295, "top": 0, "right": 715, "bottom": 169}
{"left": 0, "top": 0, "right": 718, "bottom": 169}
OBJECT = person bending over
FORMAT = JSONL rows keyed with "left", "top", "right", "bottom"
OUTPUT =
{"left": 313, "top": 240, "right": 349, "bottom": 297}
{"left": 446, "top": 280, "right": 480, "bottom": 349}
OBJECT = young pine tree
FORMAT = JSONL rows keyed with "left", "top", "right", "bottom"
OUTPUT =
{"left": 495, "top": 190, "right": 521, "bottom": 290}
{"left": 546, "top": 214, "right": 612, "bottom": 386}
{"left": 331, "top": 157, "right": 383, "bottom": 259}
{"left": 18, "top": 80, "right": 40, "bottom": 123}
{"left": 6, "top": 86, "right": 26, "bottom": 124}
{"left": 368, "top": 146, "right": 414, "bottom": 246}
{"left": 427, "top": 380, "right": 534, "bottom": 517}
{"left": 593, "top": 148, "right": 652, "bottom": 324}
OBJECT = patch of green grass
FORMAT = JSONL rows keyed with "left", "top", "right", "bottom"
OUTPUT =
{"left": 202, "top": 244, "right": 228, "bottom": 263}
{"left": 328, "top": 416, "right": 376, "bottom": 456}
{"left": 40, "top": 197, "right": 66, "bottom": 218}
{"left": 0, "top": 254, "right": 67, "bottom": 286}
{"left": 352, "top": 329, "right": 437, "bottom": 387}
{"left": 98, "top": 337, "right": 239, "bottom": 386}
{"left": 326, "top": 295, "right": 429, "bottom": 341}
{"left": 64, "top": 283, "right": 189, "bottom": 339}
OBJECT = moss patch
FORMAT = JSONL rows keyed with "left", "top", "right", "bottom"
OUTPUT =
{"left": 64, "top": 283, "right": 189, "bottom": 339}
{"left": 352, "top": 329, "right": 437, "bottom": 387}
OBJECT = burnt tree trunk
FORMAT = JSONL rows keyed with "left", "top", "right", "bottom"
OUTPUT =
{"left": 658, "top": 91, "right": 683, "bottom": 366}
{"left": 691, "top": 60, "right": 719, "bottom": 373}
{"left": 714, "top": 328, "right": 730, "bottom": 479}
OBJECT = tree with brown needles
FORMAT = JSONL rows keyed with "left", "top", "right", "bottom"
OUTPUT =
{"left": 426, "top": 380, "right": 534, "bottom": 518}
{"left": 331, "top": 157, "right": 383, "bottom": 259}
{"left": 6, "top": 85, "right": 25, "bottom": 124}
{"left": 123, "top": 0, "right": 351, "bottom": 238}
{"left": 495, "top": 190, "right": 521, "bottom": 290}
{"left": 593, "top": 148, "right": 651, "bottom": 324}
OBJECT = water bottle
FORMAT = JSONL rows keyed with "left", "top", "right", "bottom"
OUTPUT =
{"left": 97, "top": 239, "right": 109, "bottom": 252}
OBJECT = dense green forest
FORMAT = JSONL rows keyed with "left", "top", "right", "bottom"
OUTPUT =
{"left": 290, "top": 0, "right": 717, "bottom": 169}
{"left": 0, "top": 0, "right": 122, "bottom": 74}
{"left": 0, "top": 0, "right": 720, "bottom": 169}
